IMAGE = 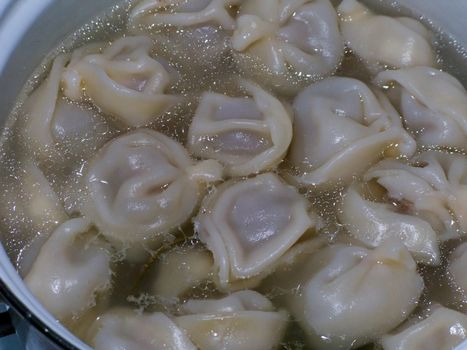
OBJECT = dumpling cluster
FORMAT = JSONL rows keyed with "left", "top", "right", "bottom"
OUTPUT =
{"left": 129, "top": 0, "right": 345, "bottom": 92}
{"left": 90, "top": 291, "right": 287, "bottom": 350}
{"left": 16, "top": 0, "right": 467, "bottom": 350}
{"left": 91, "top": 308, "right": 197, "bottom": 350}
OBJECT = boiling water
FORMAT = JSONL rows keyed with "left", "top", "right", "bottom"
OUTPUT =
{"left": 0, "top": 0, "right": 466, "bottom": 349}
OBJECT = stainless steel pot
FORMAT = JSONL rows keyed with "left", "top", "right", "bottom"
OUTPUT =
{"left": 0, "top": 1, "right": 466, "bottom": 349}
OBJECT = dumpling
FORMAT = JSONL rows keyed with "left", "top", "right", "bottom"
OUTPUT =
{"left": 187, "top": 80, "right": 293, "bottom": 177}
{"left": 129, "top": 0, "right": 238, "bottom": 69}
{"left": 338, "top": 186, "right": 440, "bottom": 265}
{"left": 24, "top": 218, "right": 112, "bottom": 322}
{"left": 232, "top": 0, "right": 343, "bottom": 94}
{"left": 21, "top": 55, "right": 107, "bottom": 160}
{"left": 22, "top": 55, "right": 68, "bottom": 158}
{"left": 195, "top": 172, "right": 317, "bottom": 290}
{"left": 62, "top": 36, "right": 181, "bottom": 127}
{"left": 381, "top": 306, "right": 467, "bottom": 350}
{"left": 365, "top": 151, "right": 467, "bottom": 240}
{"left": 82, "top": 129, "right": 223, "bottom": 247}
{"left": 129, "top": 0, "right": 238, "bottom": 30}
{"left": 150, "top": 244, "right": 214, "bottom": 300}
{"left": 304, "top": 240, "right": 424, "bottom": 349}
{"left": 50, "top": 99, "right": 113, "bottom": 160}
{"left": 449, "top": 242, "right": 467, "bottom": 293}
{"left": 21, "top": 161, "right": 68, "bottom": 235}
{"left": 281, "top": 240, "right": 424, "bottom": 349}
{"left": 288, "top": 76, "right": 416, "bottom": 187}
{"left": 175, "top": 290, "right": 288, "bottom": 350}
{"left": 374, "top": 66, "right": 467, "bottom": 149}
{"left": 337, "top": 0, "right": 436, "bottom": 70}
{"left": 3, "top": 161, "right": 69, "bottom": 275}
{"left": 92, "top": 308, "right": 196, "bottom": 350}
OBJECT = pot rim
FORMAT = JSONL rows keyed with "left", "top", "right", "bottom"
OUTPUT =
{"left": 0, "top": 276, "right": 78, "bottom": 350}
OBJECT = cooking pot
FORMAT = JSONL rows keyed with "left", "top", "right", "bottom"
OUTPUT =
{"left": 0, "top": 0, "right": 466, "bottom": 349}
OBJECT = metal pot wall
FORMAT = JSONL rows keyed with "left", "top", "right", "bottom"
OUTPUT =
{"left": 0, "top": 1, "right": 466, "bottom": 349}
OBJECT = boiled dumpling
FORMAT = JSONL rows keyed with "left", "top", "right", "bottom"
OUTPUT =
{"left": 22, "top": 55, "right": 67, "bottom": 158}
{"left": 281, "top": 240, "right": 424, "bottom": 349}
{"left": 375, "top": 66, "right": 467, "bottom": 149}
{"left": 24, "top": 218, "right": 112, "bottom": 322}
{"left": 92, "top": 308, "right": 196, "bottom": 350}
{"left": 232, "top": 0, "right": 343, "bottom": 94}
{"left": 22, "top": 55, "right": 106, "bottom": 160}
{"left": 175, "top": 290, "right": 288, "bottom": 350}
{"left": 129, "top": 0, "right": 238, "bottom": 69}
{"left": 50, "top": 98, "right": 112, "bottom": 160}
{"left": 21, "top": 161, "right": 68, "bottom": 236}
{"left": 338, "top": 186, "right": 440, "bottom": 265}
{"left": 83, "top": 128, "right": 223, "bottom": 248}
{"left": 338, "top": 0, "right": 436, "bottom": 70}
{"left": 304, "top": 240, "right": 424, "bottom": 349}
{"left": 4, "top": 161, "right": 68, "bottom": 275}
{"left": 187, "top": 80, "right": 292, "bottom": 177}
{"left": 195, "top": 172, "right": 317, "bottom": 290}
{"left": 150, "top": 244, "right": 214, "bottom": 301}
{"left": 129, "top": 0, "right": 239, "bottom": 30}
{"left": 62, "top": 36, "right": 180, "bottom": 127}
{"left": 381, "top": 306, "right": 467, "bottom": 350}
{"left": 288, "top": 76, "right": 416, "bottom": 187}
{"left": 449, "top": 242, "right": 467, "bottom": 293}
{"left": 81, "top": 128, "right": 222, "bottom": 260}
{"left": 365, "top": 151, "right": 467, "bottom": 240}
